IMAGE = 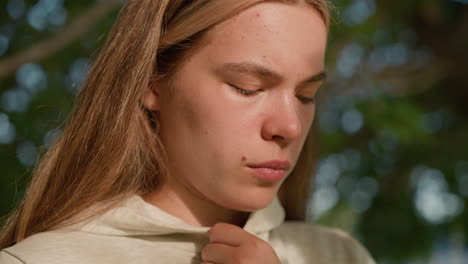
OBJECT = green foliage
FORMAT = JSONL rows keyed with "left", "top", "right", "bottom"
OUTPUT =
{"left": 1, "top": 0, "right": 467, "bottom": 263}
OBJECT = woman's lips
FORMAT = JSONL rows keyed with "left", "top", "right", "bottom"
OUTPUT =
{"left": 247, "top": 160, "right": 291, "bottom": 170}
{"left": 246, "top": 160, "right": 291, "bottom": 182}
{"left": 247, "top": 167, "right": 286, "bottom": 182}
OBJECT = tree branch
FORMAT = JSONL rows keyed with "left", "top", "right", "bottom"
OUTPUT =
{"left": 0, "top": 0, "right": 121, "bottom": 82}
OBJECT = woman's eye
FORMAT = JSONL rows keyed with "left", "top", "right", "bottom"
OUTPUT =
{"left": 230, "top": 84, "right": 314, "bottom": 103}
{"left": 297, "top": 95, "right": 315, "bottom": 104}
{"left": 229, "top": 84, "right": 258, "bottom": 96}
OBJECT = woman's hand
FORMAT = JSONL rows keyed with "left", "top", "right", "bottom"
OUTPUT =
{"left": 201, "top": 222, "right": 281, "bottom": 264}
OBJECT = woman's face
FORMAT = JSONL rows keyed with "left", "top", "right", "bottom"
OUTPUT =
{"left": 145, "top": 2, "right": 327, "bottom": 212}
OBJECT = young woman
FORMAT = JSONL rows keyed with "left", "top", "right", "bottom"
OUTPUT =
{"left": 0, "top": 0, "right": 376, "bottom": 263}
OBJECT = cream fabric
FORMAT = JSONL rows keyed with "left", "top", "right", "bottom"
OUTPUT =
{"left": 0, "top": 195, "right": 376, "bottom": 263}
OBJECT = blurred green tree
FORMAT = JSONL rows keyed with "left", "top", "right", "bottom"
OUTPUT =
{"left": 0, "top": 0, "right": 467, "bottom": 263}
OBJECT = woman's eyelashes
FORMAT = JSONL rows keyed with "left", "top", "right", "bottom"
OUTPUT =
{"left": 229, "top": 84, "right": 315, "bottom": 104}
{"left": 296, "top": 95, "right": 315, "bottom": 104}
{"left": 229, "top": 84, "right": 258, "bottom": 96}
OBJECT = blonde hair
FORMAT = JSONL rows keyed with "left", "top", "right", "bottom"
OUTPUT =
{"left": 0, "top": 0, "right": 330, "bottom": 248}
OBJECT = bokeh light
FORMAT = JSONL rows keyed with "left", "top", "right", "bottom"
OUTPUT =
{"left": 411, "top": 166, "right": 464, "bottom": 224}
{"left": 0, "top": 34, "right": 9, "bottom": 56}
{"left": 1, "top": 88, "right": 31, "bottom": 113}
{"left": 16, "top": 141, "right": 38, "bottom": 167}
{"left": 43, "top": 128, "right": 62, "bottom": 148}
{"left": 7, "top": 0, "right": 26, "bottom": 20}
{"left": 27, "top": 0, "right": 67, "bottom": 31}
{"left": 0, "top": 113, "right": 16, "bottom": 144}
{"left": 16, "top": 63, "right": 48, "bottom": 94}
{"left": 65, "top": 57, "right": 91, "bottom": 94}
{"left": 341, "top": 108, "right": 364, "bottom": 134}
{"left": 342, "top": 0, "right": 376, "bottom": 26}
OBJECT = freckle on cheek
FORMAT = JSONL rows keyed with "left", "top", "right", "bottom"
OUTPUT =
{"left": 242, "top": 156, "right": 246, "bottom": 161}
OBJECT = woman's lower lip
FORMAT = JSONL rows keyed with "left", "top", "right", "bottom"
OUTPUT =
{"left": 248, "top": 167, "right": 286, "bottom": 182}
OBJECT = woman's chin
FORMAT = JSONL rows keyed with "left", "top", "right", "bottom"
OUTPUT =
{"left": 220, "top": 189, "right": 278, "bottom": 212}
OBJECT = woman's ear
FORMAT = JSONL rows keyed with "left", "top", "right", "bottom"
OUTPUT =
{"left": 143, "top": 85, "right": 160, "bottom": 111}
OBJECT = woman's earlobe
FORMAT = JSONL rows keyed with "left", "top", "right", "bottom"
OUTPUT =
{"left": 143, "top": 87, "right": 160, "bottom": 111}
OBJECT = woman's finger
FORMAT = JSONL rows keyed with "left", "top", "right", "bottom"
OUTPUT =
{"left": 201, "top": 242, "right": 236, "bottom": 263}
{"left": 209, "top": 222, "right": 253, "bottom": 246}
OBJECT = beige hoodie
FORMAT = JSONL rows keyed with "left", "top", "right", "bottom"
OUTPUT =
{"left": 0, "top": 195, "right": 376, "bottom": 264}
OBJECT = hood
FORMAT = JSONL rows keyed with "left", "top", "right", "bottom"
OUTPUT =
{"left": 75, "top": 195, "right": 286, "bottom": 238}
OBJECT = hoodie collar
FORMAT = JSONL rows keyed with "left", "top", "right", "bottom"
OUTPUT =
{"left": 77, "top": 195, "right": 285, "bottom": 238}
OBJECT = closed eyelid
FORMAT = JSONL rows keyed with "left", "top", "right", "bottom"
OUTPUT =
{"left": 215, "top": 61, "right": 326, "bottom": 88}
{"left": 230, "top": 82, "right": 316, "bottom": 104}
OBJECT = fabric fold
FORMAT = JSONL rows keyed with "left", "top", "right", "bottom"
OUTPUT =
{"left": 76, "top": 194, "right": 285, "bottom": 239}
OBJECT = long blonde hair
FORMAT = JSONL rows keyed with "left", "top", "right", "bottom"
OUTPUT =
{"left": 0, "top": 0, "right": 330, "bottom": 248}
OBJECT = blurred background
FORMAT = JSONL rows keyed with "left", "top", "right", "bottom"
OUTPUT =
{"left": 0, "top": 0, "right": 467, "bottom": 263}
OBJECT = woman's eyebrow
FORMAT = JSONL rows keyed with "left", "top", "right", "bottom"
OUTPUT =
{"left": 215, "top": 61, "right": 327, "bottom": 84}
{"left": 216, "top": 62, "right": 281, "bottom": 82}
{"left": 304, "top": 71, "right": 327, "bottom": 83}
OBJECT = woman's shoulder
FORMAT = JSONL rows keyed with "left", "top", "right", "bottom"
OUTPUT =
{"left": 270, "top": 221, "right": 376, "bottom": 264}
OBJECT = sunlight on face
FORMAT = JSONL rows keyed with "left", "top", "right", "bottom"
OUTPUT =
{"left": 151, "top": 2, "right": 327, "bottom": 211}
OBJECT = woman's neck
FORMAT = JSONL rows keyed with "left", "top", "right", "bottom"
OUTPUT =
{"left": 142, "top": 180, "right": 249, "bottom": 227}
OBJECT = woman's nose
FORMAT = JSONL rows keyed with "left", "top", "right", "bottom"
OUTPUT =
{"left": 261, "top": 97, "right": 302, "bottom": 146}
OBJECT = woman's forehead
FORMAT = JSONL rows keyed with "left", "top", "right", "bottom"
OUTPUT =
{"left": 197, "top": 2, "right": 328, "bottom": 80}
{"left": 207, "top": 2, "right": 326, "bottom": 40}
